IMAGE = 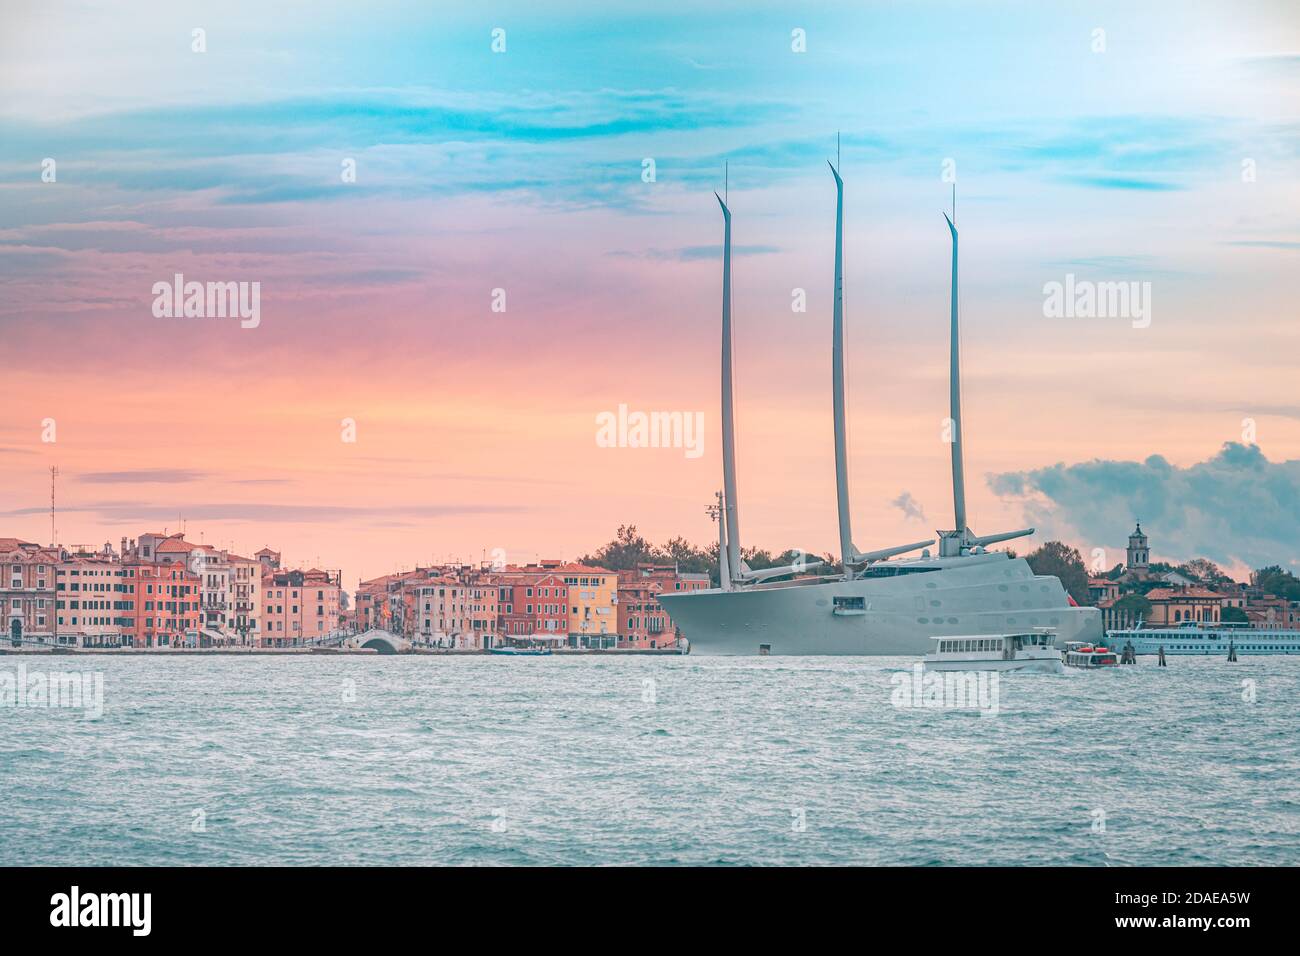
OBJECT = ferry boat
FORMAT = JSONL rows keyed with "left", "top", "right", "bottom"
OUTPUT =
{"left": 1063, "top": 641, "right": 1118, "bottom": 668}
{"left": 1107, "top": 621, "right": 1300, "bottom": 656}
{"left": 923, "top": 630, "right": 1063, "bottom": 673}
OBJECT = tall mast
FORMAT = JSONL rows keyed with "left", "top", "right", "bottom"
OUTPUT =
{"left": 829, "top": 160, "right": 858, "bottom": 577}
{"left": 938, "top": 200, "right": 1032, "bottom": 557}
{"left": 716, "top": 189, "right": 742, "bottom": 582}
{"left": 822, "top": 146, "right": 932, "bottom": 572}
{"left": 944, "top": 210, "right": 967, "bottom": 541}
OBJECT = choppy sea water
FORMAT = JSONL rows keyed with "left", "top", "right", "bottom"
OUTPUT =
{"left": 1, "top": 654, "right": 1296, "bottom": 866}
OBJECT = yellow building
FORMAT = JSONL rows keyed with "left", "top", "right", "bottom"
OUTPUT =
{"left": 554, "top": 562, "right": 618, "bottom": 648}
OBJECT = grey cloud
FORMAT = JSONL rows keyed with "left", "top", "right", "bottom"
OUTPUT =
{"left": 78, "top": 469, "right": 208, "bottom": 484}
{"left": 989, "top": 442, "right": 1300, "bottom": 569}
{"left": 891, "top": 491, "right": 927, "bottom": 523}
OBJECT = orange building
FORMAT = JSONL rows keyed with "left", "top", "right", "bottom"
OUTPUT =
{"left": 1144, "top": 587, "right": 1229, "bottom": 626}
{"left": 123, "top": 561, "right": 201, "bottom": 647}
{"left": 492, "top": 568, "right": 569, "bottom": 640}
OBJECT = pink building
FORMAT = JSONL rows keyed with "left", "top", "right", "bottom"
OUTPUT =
{"left": 261, "top": 568, "right": 342, "bottom": 647}
{"left": 616, "top": 564, "right": 709, "bottom": 649}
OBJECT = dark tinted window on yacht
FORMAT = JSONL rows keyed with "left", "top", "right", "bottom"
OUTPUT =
{"left": 860, "top": 566, "right": 941, "bottom": 578}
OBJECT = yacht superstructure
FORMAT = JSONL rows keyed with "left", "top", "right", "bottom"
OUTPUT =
{"left": 659, "top": 163, "right": 1101, "bottom": 655}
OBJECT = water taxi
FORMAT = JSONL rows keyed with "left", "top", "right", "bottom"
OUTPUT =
{"left": 490, "top": 635, "right": 560, "bottom": 656}
{"left": 923, "top": 630, "right": 1063, "bottom": 673}
{"left": 1063, "top": 641, "right": 1118, "bottom": 668}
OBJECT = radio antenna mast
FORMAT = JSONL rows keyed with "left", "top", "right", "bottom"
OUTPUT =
{"left": 49, "top": 465, "right": 59, "bottom": 548}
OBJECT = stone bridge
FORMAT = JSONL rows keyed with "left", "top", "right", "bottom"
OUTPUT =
{"left": 350, "top": 629, "right": 411, "bottom": 655}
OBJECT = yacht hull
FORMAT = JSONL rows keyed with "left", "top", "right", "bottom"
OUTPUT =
{"left": 659, "top": 556, "right": 1101, "bottom": 656}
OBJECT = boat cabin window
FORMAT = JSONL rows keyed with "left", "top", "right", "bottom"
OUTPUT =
{"left": 860, "top": 565, "right": 941, "bottom": 578}
{"left": 833, "top": 596, "right": 866, "bottom": 611}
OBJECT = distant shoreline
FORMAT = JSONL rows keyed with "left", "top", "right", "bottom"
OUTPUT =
{"left": 0, "top": 646, "right": 686, "bottom": 657}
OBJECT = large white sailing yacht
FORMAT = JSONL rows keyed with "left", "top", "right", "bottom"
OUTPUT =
{"left": 659, "top": 166, "right": 1101, "bottom": 655}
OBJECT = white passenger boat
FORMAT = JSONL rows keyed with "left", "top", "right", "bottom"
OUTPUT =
{"left": 1107, "top": 621, "right": 1300, "bottom": 656}
{"left": 922, "top": 630, "right": 1063, "bottom": 673}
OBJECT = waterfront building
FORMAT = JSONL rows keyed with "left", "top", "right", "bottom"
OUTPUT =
{"left": 194, "top": 549, "right": 232, "bottom": 641}
{"left": 55, "top": 546, "right": 126, "bottom": 647}
{"left": 553, "top": 562, "right": 618, "bottom": 648}
{"left": 616, "top": 564, "right": 709, "bottom": 649}
{"left": 1, "top": 537, "right": 59, "bottom": 644}
{"left": 123, "top": 561, "right": 201, "bottom": 647}
{"left": 1087, "top": 576, "right": 1120, "bottom": 604}
{"left": 491, "top": 567, "right": 569, "bottom": 640}
{"left": 354, "top": 574, "right": 396, "bottom": 632}
{"left": 616, "top": 579, "right": 674, "bottom": 648}
{"left": 260, "top": 567, "right": 342, "bottom": 647}
{"left": 1241, "top": 591, "right": 1300, "bottom": 629}
{"left": 1143, "top": 586, "right": 1230, "bottom": 626}
{"left": 224, "top": 552, "right": 263, "bottom": 646}
{"left": 408, "top": 572, "right": 499, "bottom": 648}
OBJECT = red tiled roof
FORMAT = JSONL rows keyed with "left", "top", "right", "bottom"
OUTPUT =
{"left": 548, "top": 563, "right": 615, "bottom": 575}
{"left": 155, "top": 538, "right": 197, "bottom": 553}
{"left": 1144, "top": 587, "right": 1228, "bottom": 601}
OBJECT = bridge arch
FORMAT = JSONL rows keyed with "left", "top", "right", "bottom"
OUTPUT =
{"left": 354, "top": 629, "right": 410, "bottom": 655}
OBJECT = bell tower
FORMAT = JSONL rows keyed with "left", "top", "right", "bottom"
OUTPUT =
{"left": 1126, "top": 522, "right": 1149, "bottom": 572}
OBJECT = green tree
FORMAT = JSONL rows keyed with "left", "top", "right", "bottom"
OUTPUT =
{"left": 578, "top": 524, "right": 663, "bottom": 571}
{"left": 1178, "top": 558, "right": 1236, "bottom": 590}
{"left": 661, "top": 536, "right": 712, "bottom": 575}
{"left": 1114, "top": 592, "right": 1152, "bottom": 623}
{"left": 1221, "top": 605, "right": 1249, "bottom": 624}
{"left": 1252, "top": 565, "right": 1300, "bottom": 601}
{"left": 1025, "top": 541, "right": 1090, "bottom": 605}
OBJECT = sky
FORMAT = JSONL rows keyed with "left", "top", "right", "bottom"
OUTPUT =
{"left": 0, "top": 0, "right": 1297, "bottom": 585}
